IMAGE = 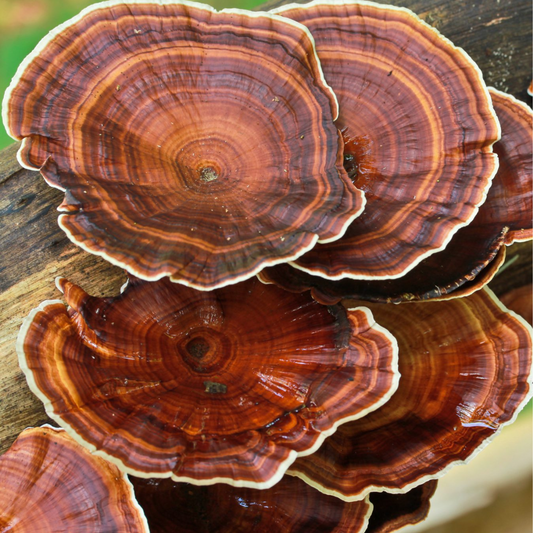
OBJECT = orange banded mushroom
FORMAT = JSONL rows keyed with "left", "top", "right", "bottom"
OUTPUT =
{"left": 259, "top": 88, "right": 532, "bottom": 304}
{"left": 0, "top": 425, "right": 148, "bottom": 532}
{"left": 272, "top": 0, "right": 499, "bottom": 281}
{"left": 2, "top": 0, "right": 364, "bottom": 291}
{"left": 287, "top": 288, "right": 533, "bottom": 500}
{"left": 17, "top": 276, "right": 399, "bottom": 488}
{"left": 131, "top": 475, "right": 372, "bottom": 532}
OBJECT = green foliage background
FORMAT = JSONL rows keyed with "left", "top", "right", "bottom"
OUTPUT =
{"left": 0, "top": 0, "right": 262, "bottom": 151}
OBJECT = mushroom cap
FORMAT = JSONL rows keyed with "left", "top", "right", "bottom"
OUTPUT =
{"left": 2, "top": 0, "right": 364, "bottom": 291}
{"left": 500, "top": 283, "right": 532, "bottom": 326}
{"left": 486, "top": 88, "right": 532, "bottom": 245}
{"left": 259, "top": 88, "right": 532, "bottom": 304}
{"left": 131, "top": 475, "right": 372, "bottom": 532}
{"left": 0, "top": 425, "right": 148, "bottom": 532}
{"left": 367, "top": 481, "right": 438, "bottom": 533}
{"left": 259, "top": 236, "right": 508, "bottom": 305}
{"left": 17, "top": 275, "right": 399, "bottom": 488}
{"left": 287, "top": 288, "right": 533, "bottom": 500}
{"left": 272, "top": 0, "right": 499, "bottom": 281}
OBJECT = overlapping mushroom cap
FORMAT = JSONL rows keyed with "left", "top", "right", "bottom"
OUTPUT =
{"left": 2, "top": 0, "right": 364, "bottom": 290}
{"left": 272, "top": 0, "right": 499, "bottom": 281}
{"left": 287, "top": 288, "right": 533, "bottom": 500}
{"left": 259, "top": 87, "right": 532, "bottom": 304}
{"left": 0, "top": 425, "right": 148, "bottom": 532}
{"left": 486, "top": 89, "right": 533, "bottom": 245}
{"left": 131, "top": 475, "right": 372, "bottom": 532}
{"left": 17, "top": 275, "right": 399, "bottom": 488}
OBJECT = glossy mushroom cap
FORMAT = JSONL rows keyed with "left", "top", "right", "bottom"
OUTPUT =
{"left": 273, "top": 0, "right": 499, "bottom": 281}
{"left": 287, "top": 288, "right": 533, "bottom": 500}
{"left": 131, "top": 475, "right": 372, "bottom": 532}
{"left": 259, "top": 88, "right": 532, "bottom": 304}
{"left": 2, "top": 0, "right": 364, "bottom": 290}
{"left": 17, "top": 275, "right": 399, "bottom": 488}
{"left": 0, "top": 425, "right": 148, "bottom": 532}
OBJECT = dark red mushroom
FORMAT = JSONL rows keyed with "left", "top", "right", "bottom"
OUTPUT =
{"left": 0, "top": 425, "right": 148, "bottom": 531}
{"left": 259, "top": 87, "right": 532, "bottom": 304}
{"left": 287, "top": 288, "right": 532, "bottom": 500}
{"left": 3, "top": 0, "right": 364, "bottom": 290}
{"left": 272, "top": 0, "right": 499, "bottom": 282}
{"left": 17, "top": 275, "right": 399, "bottom": 488}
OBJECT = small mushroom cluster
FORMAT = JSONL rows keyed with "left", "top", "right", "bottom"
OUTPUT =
{"left": 2, "top": 0, "right": 532, "bottom": 531}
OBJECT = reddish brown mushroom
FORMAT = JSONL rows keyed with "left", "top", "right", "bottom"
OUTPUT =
{"left": 367, "top": 481, "right": 438, "bottom": 533}
{"left": 131, "top": 475, "right": 372, "bottom": 532}
{"left": 259, "top": 88, "right": 532, "bottom": 304}
{"left": 500, "top": 283, "right": 532, "bottom": 326}
{"left": 272, "top": 0, "right": 499, "bottom": 281}
{"left": 17, "top": 275, "right": 399, "bottom": 488}
{"left": 287, "top": 288, "right": 533, "bottom": 500}
{"left": 0, "top": 425, "right": 148, "bottom": 532}
{"left": 2, "top": 0, "right": 364, "bottom": 290}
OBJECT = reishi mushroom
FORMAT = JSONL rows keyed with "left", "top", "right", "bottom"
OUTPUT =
{"left": 271, "top": 0, "right": 499, "bottom": 281}
{"left": 286, "top": 288, "right": 533, "bottom": 500}
{"left": 0, "top": 425, "right": 148, "bottom": 532}
{"left": 259, "top": 87, "right": 532, "bottom": 304}
{"left": 17, "top": 275, "right": 399, "bottom": 488}
{"left": 2, "top": 0, "right": 364, "bottom": 291}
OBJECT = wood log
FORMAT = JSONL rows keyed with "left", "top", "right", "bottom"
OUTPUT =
{"left": 0, "top": 0, "right": 531, "bottom": 465}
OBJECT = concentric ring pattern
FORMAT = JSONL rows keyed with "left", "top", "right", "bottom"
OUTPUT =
{"left": 274, "top": 0, "right": 500, "bottom": 280}
{"left": 17, "top": 276, "right": 398, "bottom": 488}
{"left": 3, "top": 0, "right": 364, "bottom": 290}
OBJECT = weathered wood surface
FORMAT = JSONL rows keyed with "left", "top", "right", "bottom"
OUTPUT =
{"left": 0, "top": 0, "right": 531, "bottom": 458}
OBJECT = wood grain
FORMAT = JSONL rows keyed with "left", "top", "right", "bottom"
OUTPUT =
{"left": 0, "top": 0, "right": 531, "bottom": 456}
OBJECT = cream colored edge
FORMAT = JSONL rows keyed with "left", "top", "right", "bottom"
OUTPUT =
{"left": 274, "top": 0, "right": 502, "bottom": 281}
{"left": 288, "top": 287, "right": 533, "bottom": 502}
{"left": 16, "top": 298, "right": 399, "bottom": 490}
{"left": 360, "top": 497, "right": 374, "bottom": 533}
{"left": 488, "top": 85, "right": 533, "bottom": 117}
{"left": 317, "top": 187, "right": 367, "bottom": 245}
